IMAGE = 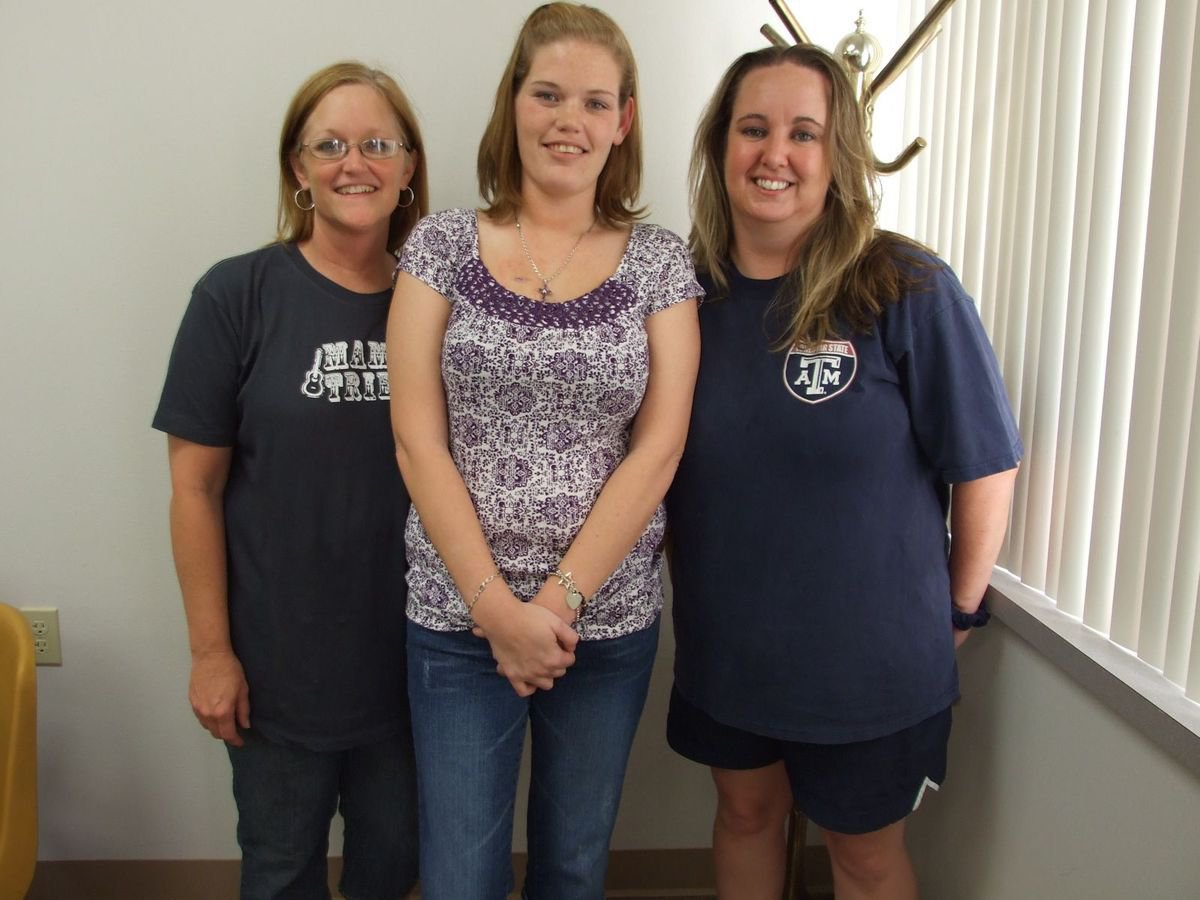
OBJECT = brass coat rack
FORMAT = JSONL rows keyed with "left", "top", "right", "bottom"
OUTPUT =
{"left": 761, "top": 0, "right": 960, "bottom": 173}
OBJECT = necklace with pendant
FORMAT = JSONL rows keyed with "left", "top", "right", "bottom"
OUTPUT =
{"left": 514, "top": 215, "right": 595, "bottom": 301}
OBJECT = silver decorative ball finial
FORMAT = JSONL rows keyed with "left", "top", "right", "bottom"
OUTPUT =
{"left": 834, "top": 10, "right": 884, "bottom": 92}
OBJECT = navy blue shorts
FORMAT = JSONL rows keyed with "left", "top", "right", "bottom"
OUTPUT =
{"left": 666, "top": 685, "right": 951, "bottom": 835}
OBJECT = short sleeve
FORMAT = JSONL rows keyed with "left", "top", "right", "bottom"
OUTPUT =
{"left": 886, "top": 263, "right": 1023, "bottom": 483}
{"left": 623, "top": 225, "right": 703, "bottom": 317}
{"left": 152, "top": 279, "right": 241, "bottom": 447}
{"left": 396, "top": 209, "right": 474, "bottom": 299}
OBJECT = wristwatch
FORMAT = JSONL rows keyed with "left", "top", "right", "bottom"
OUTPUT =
{"left": 951, "top": 599, "right": 991, "bottom": 631}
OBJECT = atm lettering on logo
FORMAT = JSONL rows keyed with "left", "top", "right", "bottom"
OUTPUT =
{"left": 783, "top": 340, "right": 857, "bottom": 404}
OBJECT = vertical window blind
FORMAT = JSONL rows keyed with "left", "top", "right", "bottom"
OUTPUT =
{"left": 878, "top": 0, "right": 1200, "bottom": 701}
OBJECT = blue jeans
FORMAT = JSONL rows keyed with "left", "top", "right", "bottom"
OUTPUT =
{"left": 407, "top": 618, "right": 660, "bottom": 900}
{"left": 227, "top": 729, "right": 419, "bottom": 900}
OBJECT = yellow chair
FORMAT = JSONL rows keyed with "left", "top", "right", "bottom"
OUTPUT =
{"left": 0, "top": 603, "right": 37, "bottom": 900}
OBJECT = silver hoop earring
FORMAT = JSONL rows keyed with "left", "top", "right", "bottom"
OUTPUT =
{"left": 397, "top": 185, "right": 415, "bottom": 209}
{"left": 294, "top": 188, "right": 315, "bottom": 211}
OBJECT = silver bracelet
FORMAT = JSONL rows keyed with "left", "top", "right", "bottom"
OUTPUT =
{"left": 551, "top": 569, "right": 586, "bottom": 613}
{"left": 468, "top": 572, "right": 500, "bottom": 614}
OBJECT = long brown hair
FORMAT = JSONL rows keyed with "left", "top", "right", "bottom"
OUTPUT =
{"left": 690, "top": 44, "right": 925, "bottom": 347}
{"left": 477, "top": 2, "right": 644, "bottom": 227}
{"left": 276, "top": 61, "right": 429, "bottom": 253}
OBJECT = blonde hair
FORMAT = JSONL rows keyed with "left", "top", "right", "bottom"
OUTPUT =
{"left": 276, "top": 61, "right": 429, "bottom": 253}
{"left": 690, "top": 44, "right": 921, "bottom": 347}
{"left": 477, "top": 2, "right": 644, "bottom": 227}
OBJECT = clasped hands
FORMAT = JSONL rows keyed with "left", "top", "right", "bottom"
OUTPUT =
{"left": 471, "top": 583, "right": 579, "bottom": 697}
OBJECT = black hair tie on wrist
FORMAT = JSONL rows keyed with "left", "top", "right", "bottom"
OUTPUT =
{"left": 951, "top": 599, "right": 991, "bottom": 631}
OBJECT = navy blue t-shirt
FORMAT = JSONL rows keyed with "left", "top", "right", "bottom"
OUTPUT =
{"left": 667, "top": 252, "right": 1022, "bottom": 744}
{"left": 154, "top": 242, "right": 410, "bottom": 751}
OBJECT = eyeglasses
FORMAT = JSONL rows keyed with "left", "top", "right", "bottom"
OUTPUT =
{"left": 299, "top": 137, "right": 411, "bottom": 161}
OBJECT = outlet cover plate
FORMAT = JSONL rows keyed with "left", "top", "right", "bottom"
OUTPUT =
{"left": 19, "top": 606, "right": 62, "bottom": 666}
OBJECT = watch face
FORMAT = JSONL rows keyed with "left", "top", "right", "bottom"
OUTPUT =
{"left": 566, "top": 589, "right": 583, "bottom": 610}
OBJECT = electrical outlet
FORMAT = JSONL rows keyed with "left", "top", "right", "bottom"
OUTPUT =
{"left": 19, "top": 607, "right": 62, "bottom": 666}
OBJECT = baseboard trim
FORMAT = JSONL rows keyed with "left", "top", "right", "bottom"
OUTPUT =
{"left": 28, "top": 847, "right": 832, "bottom": 898}
{"left": 28, "top": 859, "right": 242, "bottom": 900}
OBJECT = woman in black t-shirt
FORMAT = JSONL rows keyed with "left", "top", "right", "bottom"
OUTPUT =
{"left": 154, "top": 62, "right": 428, "bottom": 900}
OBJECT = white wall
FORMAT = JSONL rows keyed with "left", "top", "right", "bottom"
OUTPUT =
{"left": 907, "top": 625, "right": 1200, "bottom": 899}
{"left": 1, "top": 0, "right": 909, "bottom": 860}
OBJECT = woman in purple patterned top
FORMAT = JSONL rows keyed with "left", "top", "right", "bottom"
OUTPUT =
{"left": 385, "top": 4, "right": 700, "bottom": 898}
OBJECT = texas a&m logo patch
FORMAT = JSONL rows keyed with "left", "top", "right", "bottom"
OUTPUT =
{"left": 783, "top": 340, "right": 857, "bottom": 404}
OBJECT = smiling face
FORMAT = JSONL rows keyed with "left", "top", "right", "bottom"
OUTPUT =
{"left": 290, "top": 83, "right": 415, "bottom": 242}
{"left": 723, "top": 62, "right": 832, "bottom": 248}
{"left": 513, "top": 38, "right": 634, "bottom": 205}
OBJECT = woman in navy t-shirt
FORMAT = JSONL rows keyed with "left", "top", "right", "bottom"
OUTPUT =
{"left": 666, "top": 45, "right": 1021, "bottom": 899}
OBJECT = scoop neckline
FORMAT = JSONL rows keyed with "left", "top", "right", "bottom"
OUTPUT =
{"left": 469, "top": 210, "right": 634, "bottom": 306}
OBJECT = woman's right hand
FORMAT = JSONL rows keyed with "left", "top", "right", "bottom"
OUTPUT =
{"left": 474, "top": 596, "right": 579, "bottom": 696}
{"left": 189, "top": 649, "right": 251, "bottom": 746}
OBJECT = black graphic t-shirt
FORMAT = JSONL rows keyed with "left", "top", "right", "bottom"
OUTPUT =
{"left": 154, "top": 242, "right": 410, "bottom": 751}
{"left": 666, "top": 254, "right": 1022, "bottom": 744}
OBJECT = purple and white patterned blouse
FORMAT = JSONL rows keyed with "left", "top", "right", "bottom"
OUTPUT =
{"left": 397, "top": 208, "right": 702, "bottom": 639}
